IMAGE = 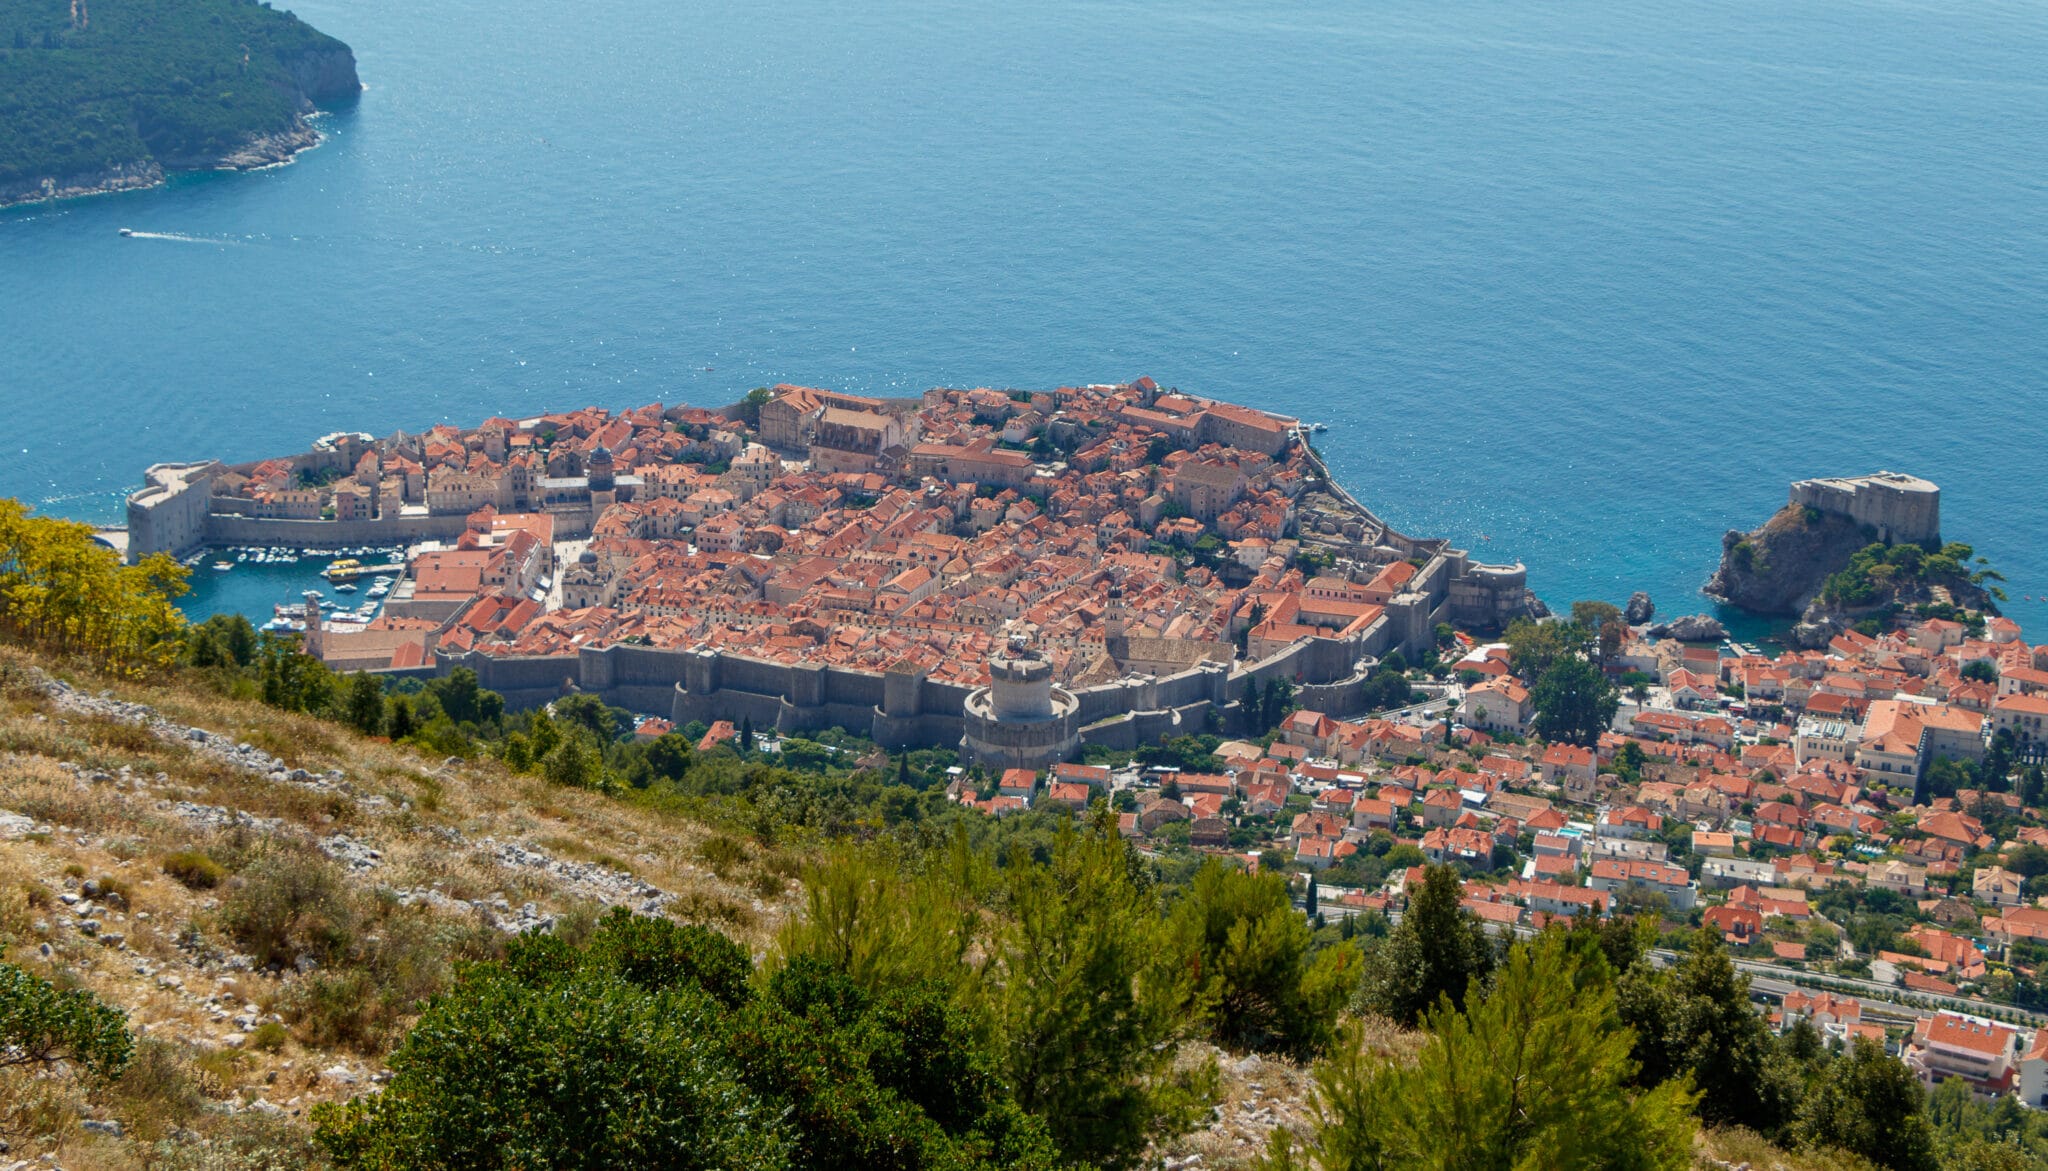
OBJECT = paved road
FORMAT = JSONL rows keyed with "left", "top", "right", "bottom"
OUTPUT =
{"left": 1307, "top": 901, "right": 2044, "bottom": 1029}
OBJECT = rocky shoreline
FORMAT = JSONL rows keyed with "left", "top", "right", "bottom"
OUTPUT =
{"left": 0, "top": 122, "right": 327, "bottom": 211}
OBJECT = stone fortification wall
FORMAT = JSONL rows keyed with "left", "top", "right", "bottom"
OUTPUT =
{"left": 439, "top": 607, "right": 1397, "bottom": 758}
{"left": 1080, "top": 702, "right": 1218, "bottom": 753}
{"left": 125, "top": 462, "right": 221, "bottom": 562}
{"left": 201, "top": 513, "right": 471, "bottom": 548}
{"left": 1788, "top": 473, "right": 1940, "bottom": 545}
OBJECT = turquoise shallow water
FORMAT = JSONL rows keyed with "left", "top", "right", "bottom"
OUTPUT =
{"left": 4, "top": 0, "right": 2046, "bottom": 633}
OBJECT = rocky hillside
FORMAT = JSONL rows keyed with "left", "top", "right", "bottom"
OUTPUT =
{"left": 0, "top": 645, "right": 793, "bottom": 1167}
{"left": 1704, "top": 502, "right": 2000, "bottom": 648}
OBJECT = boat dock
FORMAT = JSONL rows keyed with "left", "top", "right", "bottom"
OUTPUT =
{"left": 323, "top": 562, "right": 406, "bottom": 581}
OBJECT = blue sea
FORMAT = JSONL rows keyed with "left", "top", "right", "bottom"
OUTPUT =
{"left": 6, "top": 0, "right": 2047, "bottom": 634}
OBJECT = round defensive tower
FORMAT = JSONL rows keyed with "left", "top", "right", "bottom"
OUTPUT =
{"left": 961, "top": 641, "right": 1082, "bottom": 772}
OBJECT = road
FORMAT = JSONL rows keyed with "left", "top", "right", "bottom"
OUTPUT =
{"left": 1305, "top": 900, "right": 2045, "bottom": 1029}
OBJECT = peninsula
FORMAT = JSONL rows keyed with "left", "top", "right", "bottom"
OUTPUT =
{"left": 0, "top": 0, "right": 359, "bottom": 208}
{"left": 121, "top": 379, "right": 1546, "bottom": 769}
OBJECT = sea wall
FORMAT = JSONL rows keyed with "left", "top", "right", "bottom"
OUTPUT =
{"left": 202, "top": 513, "right": 471, "bottom": 548}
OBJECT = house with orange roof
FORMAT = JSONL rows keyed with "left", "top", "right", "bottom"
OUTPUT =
{"left": 1460, "top": 677, "right": 1532, "bottom": 735}
{"left": 1907, "top": 1013, "right": 2020, "bottom": 1095}
{"left": 1703, "top": 904, "right": 1762, "bottom": 944}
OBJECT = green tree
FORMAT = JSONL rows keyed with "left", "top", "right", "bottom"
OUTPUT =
{"left": 642, "top": 732, "right": 694, "bottom": 783}
{"left": 1530, "top": 656, "right": 1620, "bottom": 748}
{"left": 1167, "top": 861, "right": 1356, "bottom": 1058}
{"left": 1357, "top": 864, "right": 1493, "bottom": 1024}
{"left": 993, "top": 816, "right": 1193, "bottom": 1167}
{"left": 738, "top": 386, "right": 773, "bottom": 429}
{"left": 552, "top": 692, "right": 621, "bottom": 743}
{"left": 343, "top": 672, "right": 386, "bottom": 736}
{"left": 386, "top": 695, "right": 416, "bottom": 741}
{"left": 425, "top": 667, "right": 503, "bottom": 728}
{"left": 1503, "top": 617, "right": 1593, "bottom": 681}
{"left": 1570, "top": 601, "right": 1628, "bottom": 661}
{"left": 1619, "top": 926, "right": 1798, "bottom": 1133}
{"left": 257, "top": 631, "right": 336, "bottom": 714}
{"left": 542, "top": 731, "right": 611, "bottom": 792}
{"left": 1798, "top": 1036, "right": 1938, "bottom": 1171}
{"left": 1264, "top": 935, "right": 1696, "bottom": 1170}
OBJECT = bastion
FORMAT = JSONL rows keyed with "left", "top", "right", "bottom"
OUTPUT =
{"left": 959, "top": 643, "right": 1083, "bottom": 772}
{"left": 1788, "top": 472, "right": 1940, "bottom": 545}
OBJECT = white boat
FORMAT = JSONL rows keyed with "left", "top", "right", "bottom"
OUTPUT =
{"left": 118, "top": 228, "right": 135, "bottom": 238}
{"left": 334, "top": 583, "right": 357, "bottom": 592}
{"left": 212, "top": 561, "right": 233, "bottom": 571}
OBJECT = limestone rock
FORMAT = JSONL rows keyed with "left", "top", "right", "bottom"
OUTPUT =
{"left": 1624, "top": 591, "right": 1655, "bottom": 625}
{"left": 1647, "top": 614, "right": 1727, "bottom": 643}
{"left": 1703, "top": 504, "right": 1873, "bottom": 615}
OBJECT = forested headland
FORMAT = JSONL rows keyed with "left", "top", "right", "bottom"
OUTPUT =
{"left": 0, "top": 0, "right": 359, "bottom": 206}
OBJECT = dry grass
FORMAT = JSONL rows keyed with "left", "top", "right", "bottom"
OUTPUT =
{"left": 0, "top": 643, "right": 800, "bottom": 1162}
{"left": 1695, "top": 1128, "right": 1881, "bottom": 1171}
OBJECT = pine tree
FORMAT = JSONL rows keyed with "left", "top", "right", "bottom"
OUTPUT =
{"left": 1620, "top": 925, "right": 1799, "bottom": 1133}
{"left": 1530, "top": 655, "right": 1619, "bottom": 747}
{"left": 387, "top": 696, "right": 416, "bottom": 742}
{"left": 995, "top": 813, "right": 1192, "bottom": 1167}
{"left": 741, "top": 716, "right": 755, "bottom": 753}
{"left": 1798, "top": 1036, "right": 1939, "bottom": 1171}
{"left": 1166, "top": 861, "right": 1356, "bottom": 1057}
{"left": 1357, "top": 864, "right": 1492, "bottom": 1024}
{"left": 1304, "top": 871, "right": 1319, "bottom": 916}
{"left": 1265, "top": 935, "right": 1696, "bottom": 1169}
{"left": 343, "top": 672, "right": 385, "bottom": 736}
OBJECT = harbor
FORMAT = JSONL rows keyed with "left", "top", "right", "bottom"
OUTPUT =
{"left": 175, "top": 545, "right": 406, "bottom": 631}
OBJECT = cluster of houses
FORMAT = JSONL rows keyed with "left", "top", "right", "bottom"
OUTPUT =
{"left": 299, "top": 380, "right": 1442, "bottom": 691}
{"left": 962, "top": 602, "right": 2048, "bottom": 1106}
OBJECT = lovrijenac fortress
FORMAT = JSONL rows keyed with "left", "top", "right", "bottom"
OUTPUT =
{"left": 1788, "top": 472, "right": 1941, "bottom": 545}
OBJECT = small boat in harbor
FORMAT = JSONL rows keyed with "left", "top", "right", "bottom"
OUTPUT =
{"left": 212, "top": 561, "right": 233, "bottom": 571}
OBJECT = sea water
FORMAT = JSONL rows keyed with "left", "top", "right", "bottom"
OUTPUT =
{"left": 4, "top": 0, "right": 2045, "bottom": 632}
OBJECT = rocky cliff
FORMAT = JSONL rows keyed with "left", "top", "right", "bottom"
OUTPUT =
{"left": 1703, "top": 503, "right": 1873, "bottom": 616}
{"left": 1706, "top": 491, "right": 1999, "bottom": 648}
{"left": 284, "top": 46, "right": 365, "bottom": 108}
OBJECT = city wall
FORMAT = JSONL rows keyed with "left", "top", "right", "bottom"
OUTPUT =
{"left": 202, "top": 513, "right": 471, "bottom": 548}
{"left": 435, "top": 611, "right": 1399, "bottom": 756}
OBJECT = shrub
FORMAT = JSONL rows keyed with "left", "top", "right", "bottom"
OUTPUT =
{"left": 101, "top": 1036, "right": 210, "bottom": 1141}
{"left": 249, "top": 1021, "right": 289, "bottom": 1052}
{"left": 312, "top": 912, "right": 1063, "bottom": 1171}
{"left": 163, "top": 850, "right": 226, "bottom": 890}
{"left": 280, "top": 969, "right": 382, "bottom": 1051}
{"left": 218, "top": 851, "right": 355, "bottom": 968}
{"left": 699, "top": 833, "right": 748, "bottom": 878}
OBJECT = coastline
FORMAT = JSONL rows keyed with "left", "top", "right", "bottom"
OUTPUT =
{"left": 0, "top": 122, "right": 327, "bottom": 212}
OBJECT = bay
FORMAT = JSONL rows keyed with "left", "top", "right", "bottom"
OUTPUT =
{"left": 4, "top": 0, "right": 2045, "bottom": 632}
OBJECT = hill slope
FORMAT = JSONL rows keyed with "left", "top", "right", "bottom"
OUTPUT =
{"left": 0, "top": 645, "right": 793, "bottom": 1163}
{"left": 0, "top": 0, "right": 359, "bottom": 206}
